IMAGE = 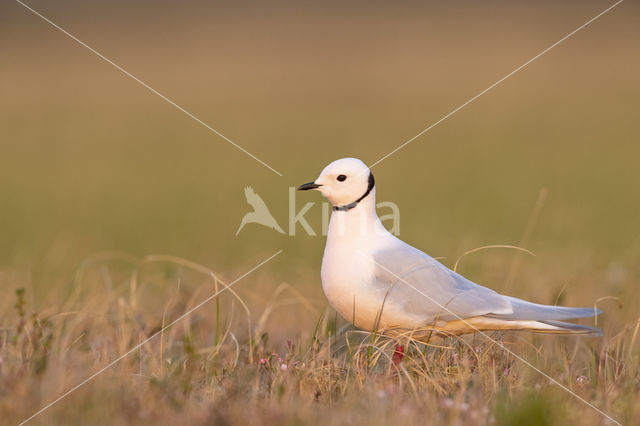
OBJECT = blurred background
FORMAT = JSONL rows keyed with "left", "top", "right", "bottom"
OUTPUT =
{"left": 1, "top": 0, "right": 639, "bottom": 322}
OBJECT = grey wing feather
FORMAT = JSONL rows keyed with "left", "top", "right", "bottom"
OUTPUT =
{"left": 372, "top": 240, "right": 513, "bottom": 324}
{"left": 487, "top": 296, "right": 601, "bottom": 321}
{"left": 372, "top": 237, "right": 599, "bottom": 326}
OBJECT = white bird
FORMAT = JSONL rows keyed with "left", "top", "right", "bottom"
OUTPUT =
{"left": 236, "top": 186, "right": 285, "bottom": 235}
{"left": 298, "top": 158, "right": 601, "bottom": 339}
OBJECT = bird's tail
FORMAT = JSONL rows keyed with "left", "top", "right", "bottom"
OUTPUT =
{"left": 535, "top": 320, "right": 602, "bottom": 336}
{"left": 434, "top": 317, "right": 601, "bottom": 336}
{"left": 482, "top": 296, "right": 602, "bottom": 336}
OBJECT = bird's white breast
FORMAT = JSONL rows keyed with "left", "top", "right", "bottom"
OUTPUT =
{"left": 320, "top": 206, "right": 394, "bottom": 331}
{"left": 321, "top": 243, "right": 381, "bottom": 330}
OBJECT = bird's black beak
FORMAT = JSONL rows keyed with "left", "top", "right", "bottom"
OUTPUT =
{"left": 297, "top": 182, "right": 321, "bottom": 191}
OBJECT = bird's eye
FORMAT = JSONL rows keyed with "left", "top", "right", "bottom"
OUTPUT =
{"left": 337, "top": 174, "right": 347, "bottom": 182}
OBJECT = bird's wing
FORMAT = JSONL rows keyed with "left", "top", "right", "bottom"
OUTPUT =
{"left": 244, "top": 186, "right": 269, "bottom": 211}
{"left": 371, "top": 240, "right": 513, "bottom": 324}
{"left": 486, "top": 296, "right": 601, "bottom": 321}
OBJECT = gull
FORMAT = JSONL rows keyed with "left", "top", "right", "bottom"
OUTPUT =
{"left": 236, "top": 186, "right": 285, "bottom": 235}
{"left": 298, "top": 158, "right": 601, "bottom": 339}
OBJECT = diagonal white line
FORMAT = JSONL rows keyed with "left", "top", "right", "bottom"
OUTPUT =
{"left": 369, "top": 0, "right": 624, "bottom": 170}
{"left": 366, "top": 253, "right": 621, "bottom": 425}
{"left": 18, "top": 249, "right": 284, "bottom": 426}
{"left": 14, "top": 0, "right": 283, "bottom": 177}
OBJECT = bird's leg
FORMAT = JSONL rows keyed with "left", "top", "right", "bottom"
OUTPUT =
{"left": 392, "top": 344, "right": 404, "bottom": 367}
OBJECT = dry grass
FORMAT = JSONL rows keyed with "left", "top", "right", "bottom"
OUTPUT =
{"left": 1, "top": 253, "right": 638, "bottom": 426}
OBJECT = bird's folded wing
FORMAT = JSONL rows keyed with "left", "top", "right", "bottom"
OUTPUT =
{"left": 372, "top": 243, "right": 513, "bottom": 324}
{"left": 487, "top": 296, "right": 601, "bottom": 321}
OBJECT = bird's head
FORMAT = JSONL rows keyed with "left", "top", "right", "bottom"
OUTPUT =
{"left": 298, "top": 158, "right": 374, "bottom": 208}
